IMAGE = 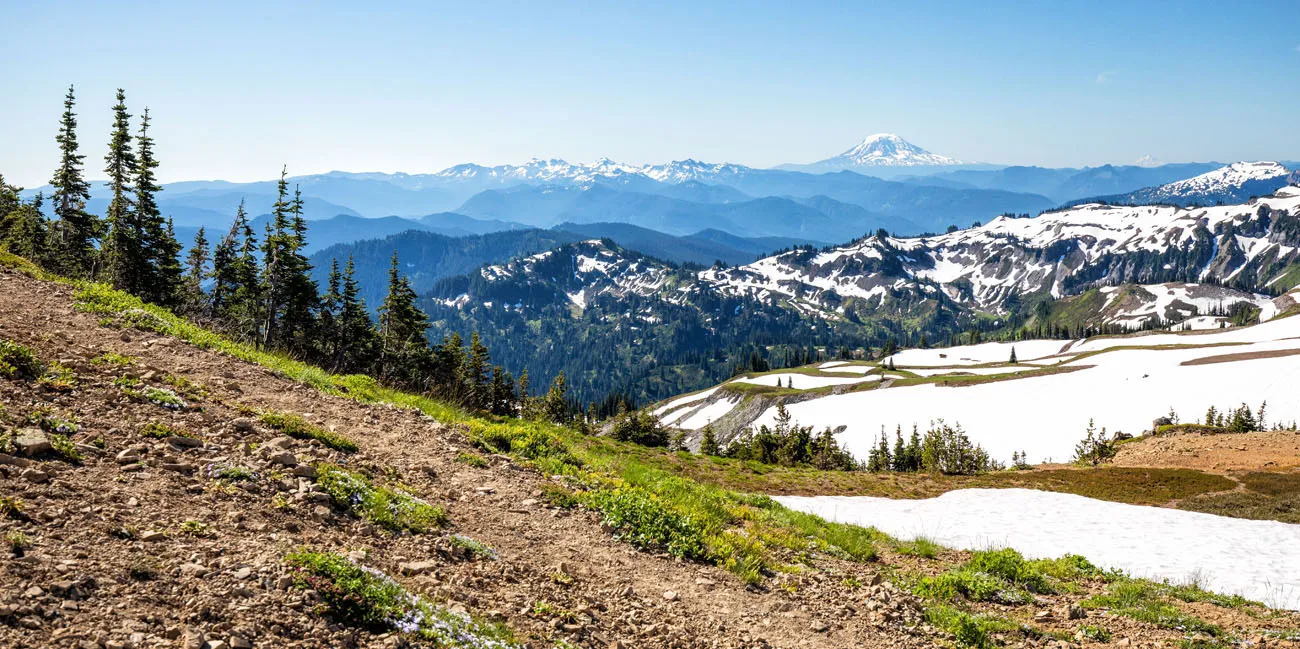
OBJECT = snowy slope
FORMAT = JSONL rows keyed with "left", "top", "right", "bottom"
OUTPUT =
{"left": 1090, "top": 161, "right": 1292, "bottom": 207}
{"left": 656, "top": 287, "right": 1300, "bottom": 464}
{"left": 777, "top": 489, "right": 1300, "bottom": 609}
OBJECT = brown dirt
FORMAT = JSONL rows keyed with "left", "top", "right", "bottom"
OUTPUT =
{"left": 1113, "top": 430, "right": 1300, "bottom": 472}
{"left": 1, "top": 267, "right": 1297, "bottom": 649}
{"left": 1181, "top": 348, "right": 1300, "bottom": 366}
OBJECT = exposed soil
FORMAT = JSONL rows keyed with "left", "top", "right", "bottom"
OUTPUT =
{"left": 2, "top": 267, "right": 1298, "bottom": 649}
{"left": 1113, "top": 430, "right": 1300, "bottom": 473}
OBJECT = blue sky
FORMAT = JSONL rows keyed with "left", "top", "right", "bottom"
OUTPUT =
{"left": 2, "top": 0, "right": 1297, "bottom": 186}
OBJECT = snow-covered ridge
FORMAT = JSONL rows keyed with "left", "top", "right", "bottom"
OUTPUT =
{"left": 1157, "top": 161, "right": 1287, "bottom": 195}
{"left": 697, "top": 189, "right": 1300, "bottom": 314}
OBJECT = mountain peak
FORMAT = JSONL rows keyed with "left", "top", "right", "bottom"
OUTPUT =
{"left": 828, "top": 133, "right": 963, "bottom": 167}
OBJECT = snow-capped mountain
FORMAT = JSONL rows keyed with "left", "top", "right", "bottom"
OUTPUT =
{"left": 1086, "top": 161, "right": 1292, "bottom": 207}
{"left": 779, "top": 134, "right": 970, "bottom": 175}
{"left": 833, "top": 133, "right": 964, "bottom": 167}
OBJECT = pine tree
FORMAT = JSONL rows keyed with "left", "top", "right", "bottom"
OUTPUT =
{"left": 0, "top": 201, "right": 48, "bottom": 261}
{"left": 279, "top": 186, "right": 320, "bottom": 356}
{"left": 209, "top": 200, "right": 258, "bottom": 329}
{"left": 463, "top": 332, "right": 491, "bottom": 410}
{"left": 135, "top": 109, "right": 182, "bottom": 306}
{"left": 259, "top": 169, "right": 294, "bottom": 349}
{"left": 48, "top": 85, "right": 97, "bottom": 277}
{"left": 1009, "top": 346, "right": 1017, "bottom": 364}
{"left": 182, "top": 227, "right": 210, "bottom": 312}
{"left": 489, "top": 365, "right": 517, "bottom": 416}
{"left": 700, "top": 425, "right": 720, "bottom": 456}
{"left": 335, "top": 256, "right": 378, "bottom": 374}
{"left": 100, "top": 89, "right": 141, "bottom": 291}
{"left": 544, "top": 371, "right": 569, "bottom": 423}
{"left": 377, "top": 251, "right": 431, "bottom": 387}
{"left": 0, "top": 174, "right": 21, "bottom": 220}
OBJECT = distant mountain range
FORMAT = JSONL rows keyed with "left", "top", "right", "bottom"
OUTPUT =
{"left": 17, "top": 135, "right": 1295, "bottom": 252}
{"left": 1081, "top": 161, "right": 1293, "bottom": 207}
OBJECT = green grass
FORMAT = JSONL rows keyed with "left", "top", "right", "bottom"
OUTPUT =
{"left": 1078, "top": 624, "right": 1112, "bottom": 642}
{"left": 316, "top": 463, "right": 447, "bottom": 533}
{"left": 260, "top": 411, "right": 358, "bottom": 453}
{"left": 6, "top": 530, "right": 31, "bottom": 554}
{"left": 1178, "top": 472, "right": 1300, "bottom": 524}
{"left": 923, "top": 604, "right": 1020, "bottom": 648}
{"left": 584, "top": 486, "right": 710, "bottom": 560}
{"left": 916, "top": 549, "right": 1105, "bottom": 605}
{"left": 447, "top": 534, "right": 498, "bottom": 561}
{"left": 1081, "top": 578, "right": 1224, "bottom": 637}
{"left": 285, "top": 549, "right": 517, "bottom": 646}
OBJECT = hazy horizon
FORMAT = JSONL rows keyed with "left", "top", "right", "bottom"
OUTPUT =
{"left": 3, "top": 0, "right": 1298, "bottom": 187}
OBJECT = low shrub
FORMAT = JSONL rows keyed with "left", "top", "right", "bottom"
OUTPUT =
{"left": 1081, "top": 579, "right": 1223, "bottom": 636}
{"left": 584, "top": 486, "right": 709, "bottom": 561}
{"left": 316, "top": 463, "right": 446, "bottom": 533}
{"left": 447, "top": 534, "right": 498, "bottom": 561}
{"left": 38, "top": 362, "right": 78, "bottom": 392}
{"left": 90, "top": 352, "right": 135, "bottom": 368}
{"left": 0, "top": 339, "right": 43, "bottom": 379}
{"left": 260, "top": 411, "right": 357, "bottom": 453}
{"left": 455, "top": 451, "right": 489, "bottom": 468}
{"left": 140, "top": 421, "right": 197, "bottom": 439}
{"left": 916, "top": 548, "right": 1059, "bottom": 604}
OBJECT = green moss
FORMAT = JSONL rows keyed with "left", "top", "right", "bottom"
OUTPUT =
{"left": 140, "top": 421, "right": 197, "bottom": 439}
{"left": 455, "top": 451, "right": 489, "bottom": 468}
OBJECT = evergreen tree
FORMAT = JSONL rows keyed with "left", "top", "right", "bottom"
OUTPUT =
{"left": 182, "top": 226, "right": 210, "bottom": 312}
{"left": 700, "top": 425, "right": 720, "bottom": 456}
{"left": 100, "top": 89, "right": 141, "bottom": 291}
{"left": 48, "top": 85, "right": 97, "bottom": 277}
{"left": 0, "top": 174, "right": 21, "bottom": 221}
{"left": 377, "top": 251, "right": 431, "bottom": 388}
{"left": 0, "top": 201, "right": 48, "bottom": 261}
{"left": 463, "top": 332, "right": 491, "bottom": 410}
{"left": 544, "top": 371, "right": 569, "bottom": 423}
{"left": 279, "top": 186, "right": 320, "bottom": 356}
{"left": 209, "top": 200, "right": 260, "bottom": 332}
{"left": 334, "top": 256, "right": 378, "bottom": 374}
{"left": 1009, "top": 346, "right": 1017, "bottom": 364}
{"left": 135, "top": 109, "right": 182, "bottom": 306}
{"left": 259, "top": 169, "right": 295, "bottom": 349}
{"left": 488, "top": 365, "right": 517, "bottom": 416}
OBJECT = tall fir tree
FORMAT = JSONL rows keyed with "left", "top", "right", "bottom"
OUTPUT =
{"left": 100, "top": 89, "right": 142, "bottom": 292}
{"left": 463, "top": 332, "right": 491, "bottom": 410}
{"left": 278, "top": 186, "right": 320, "bottom": 357}
{"left": 334, "top": 256, "right": 378, "bottom": 374}
{"left": 48, "top": 84, "right": 97, "bottom": 277}
{"left": 135, "top": 108, "right": 182, "bottom": 306}
{"left": 377, "top": 251, "right": 431, "bottom": 388}
{"left": 182, "top": 226, "right": 210, "bottom": 312}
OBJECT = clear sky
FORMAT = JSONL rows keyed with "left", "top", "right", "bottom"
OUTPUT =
{"left": 2, "top": 0, "right": 1298, "bottom": 186}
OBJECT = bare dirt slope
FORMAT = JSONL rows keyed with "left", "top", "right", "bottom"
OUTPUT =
{"left": 0, "top": 269, "right": 939, "bottom": 649}
{"left": 1113, "top": 429, "right": 1300, "bottom": 473}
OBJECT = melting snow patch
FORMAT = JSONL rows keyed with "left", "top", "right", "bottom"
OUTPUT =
{"left": 776, "top": 489, "right": 1300, "bottom": 609}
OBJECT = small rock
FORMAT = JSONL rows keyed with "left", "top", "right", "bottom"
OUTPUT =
{"left": 231, "top": 567, "right": 252, "bottom": 580}
{"left": 400, "top": 561, "right": 437, "bottom": 576}
{"left": 1115, "top": 639, "right": 1131, "bottom": 648}
{"left": 694, "top": 577, "right": 716, "bottom": 587}
{"left": 115, "top": 448, "right": 141, "bottom": 464}
{"left": 266, "top": 451, "right": 297, "bottom": 467}
{"left": 22, "top": 586, "right": 43, "bottom": 598}
{"left": 120, "top": 463, "right": 145, "bottom": 473}
{"left": 140, "top": 530, "right": 166, "bottom": 542}
{"left": 662, "top": 591, "right": 680, "bottom": 602}
{"left": 474, "top": 486, "right": 496, "bottom": 495}
{"left": 163, "top": 462, "right": 197, "bottom": 474}
{"left": 810, "top": 620, "right": 830, "bottom": 633}
{"left": 228, "top": 635, "right": 252, "bottom": 649}
{"left": 206, "top": 641, "right": 229, "bottom": 649}
{"left": 231, "top": 418, "right": 255, "bottom": 432}
{"left": 291, "top": 464, "right": 316, "bottom": 478}
{"left": 21, "top": 467, "right": 50, "bottom": 483}
{"left": 14, "top": 429, "right": 52, "bottom": 456}
{"left": 180, "top": 563, "right": 208, "bottom": 578}
{"left": 168, "top": 436, "right": 205, "bottom": 449}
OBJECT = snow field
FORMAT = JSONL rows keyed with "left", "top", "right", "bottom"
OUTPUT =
{"left": 775, "top": 489, "right": 1300, "bottom": 609}
{"left": 652, "top": 386, "right": 720, "bottom": 417}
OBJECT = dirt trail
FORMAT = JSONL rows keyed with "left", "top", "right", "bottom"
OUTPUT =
{"left": 0, "top": 269, "right": 936, "bottom": 648}
{"left": 1113, "top": 429, "right": 1300, "bottom": 473}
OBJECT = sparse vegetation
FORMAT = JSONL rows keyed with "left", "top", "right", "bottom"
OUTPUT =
{"left": 90, "top": 351, "right": 135, "bottom": 368}
{"left": 455, "top": 451, "right": 489, "bottom": 468}
{"left": 1082, "top": 578, "right": 1225, "bottom": 637}
{"left": 38, "top": 361, "right": 78, "bottom": 391}
{"left": 723, "top": 404, "right": 861, "bottom": 470}
{"left": 5, "top": 530, "right": 30, "bottom": 554}
{"left": 0, "top": 496, "right": 24, "bottom": 518}
{"left": 179, "top": 519, "right": 211, "bottom": 537}
{"left": 128, "top": 556, "right": 161, "bottom": 581}
{"left": 121, "top": 383, "right": 187, "bottom": 410}
{"left": 316, "top": 463, "right": 447, "bottom": 533}
{"left": 49, "top": 432, "right": 82, "bottom": 463}
{"left": 27, "top": 408, "right": 79, "bottom": 434}
{"left": 1073, "top": 419, "right": 1117, "bottom": 466}
{"left": 140, "top": 421, "right": 197, "bottom": 439}
{"left": 584, "top": 486, "right": 709, "bottom": 561}
{"left": 260, "top": 411, "right": 358, "bottom": 453}
{"left": 447, "top": 534, "right": 498, "bottom": 561}
{"left": 285, "top": 549, "right": 516, "bottom": 646}
{"left": 0, "top": 339, "right": 43, "bottom": 379}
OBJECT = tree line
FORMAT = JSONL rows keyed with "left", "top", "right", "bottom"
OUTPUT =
{"left": 0, "top": 86, "right": 568, "bottom": 420}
